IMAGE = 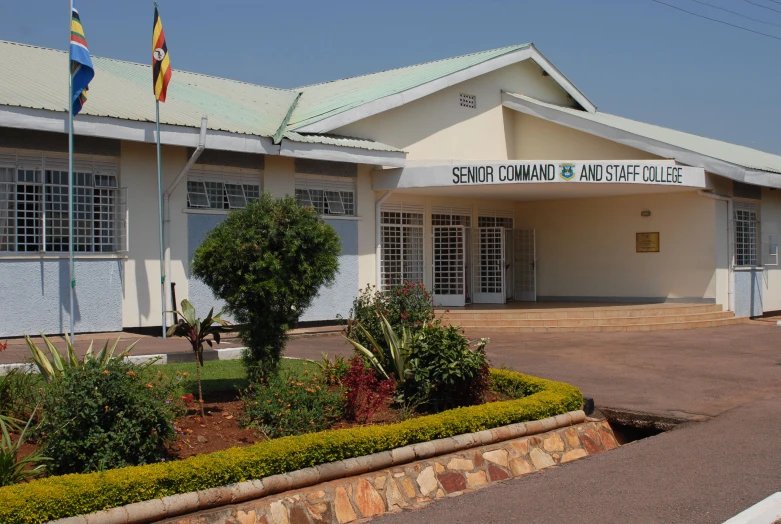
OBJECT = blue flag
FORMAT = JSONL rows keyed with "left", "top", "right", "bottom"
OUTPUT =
{"left": 70, "top": 1, "right": 94, "bottom": 115}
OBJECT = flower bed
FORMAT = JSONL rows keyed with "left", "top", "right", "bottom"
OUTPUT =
{"left": 0, "top": 368, "right": 582, "bottom": 524}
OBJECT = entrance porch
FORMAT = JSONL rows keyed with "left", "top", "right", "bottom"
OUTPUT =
{"left": 437, "top": 302, "right": 740, "bottom": 333}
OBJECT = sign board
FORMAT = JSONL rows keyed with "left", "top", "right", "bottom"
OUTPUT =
{"left": 374, "top": 161, "right": 707, "bottom": 190}
{"left": 636, "top": 232, "right": 660, "bottom": 253}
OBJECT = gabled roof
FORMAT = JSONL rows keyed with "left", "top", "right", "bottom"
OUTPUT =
{"left": 288, "top": 44, "right": 595, "bottom": 133}
{"left": 0, "top": 40, "right": 595, "bottom": 155}
{"left": 503, "top": 92, "right": 781, "bottom": 187}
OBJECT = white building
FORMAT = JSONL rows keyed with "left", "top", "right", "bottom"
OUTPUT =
{"left": 1, "top": 41, "right": 779, "bottom": 337}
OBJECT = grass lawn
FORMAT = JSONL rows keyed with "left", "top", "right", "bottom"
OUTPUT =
{"left": 154, "top": 357, "right": 316, "bottom": 396}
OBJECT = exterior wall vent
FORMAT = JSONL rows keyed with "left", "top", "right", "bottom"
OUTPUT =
{"left": 459, "top": 93, "right": 476, "bottom": 109}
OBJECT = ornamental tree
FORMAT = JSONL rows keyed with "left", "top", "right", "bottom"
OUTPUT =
{"left": 191, "top": 193, "right": 341, "bottom": 381}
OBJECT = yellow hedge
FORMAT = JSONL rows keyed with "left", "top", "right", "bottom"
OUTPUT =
{"left": 0, "top": 369, "right": 582, "bottom": 524}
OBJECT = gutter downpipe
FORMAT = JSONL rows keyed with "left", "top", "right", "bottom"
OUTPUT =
{"left": 375, "top": 190, "right": 393, "bottom": 288}
{"left": 163, "top": 116, "right": 208, "bottom": 320}
{"left": 698, "top": 189, "right": 733, "bottom": 312}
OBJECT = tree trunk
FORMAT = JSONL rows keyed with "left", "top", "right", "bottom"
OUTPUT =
{"left": 195, "top": 349, "right": 205, "bottom": 418}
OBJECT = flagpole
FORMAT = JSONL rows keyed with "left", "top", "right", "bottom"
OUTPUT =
{"left": 156, "top": 99, "right": 167, "bottom": 338}
{"left": 68, "top": 0, "right": 76, "bottom": 343}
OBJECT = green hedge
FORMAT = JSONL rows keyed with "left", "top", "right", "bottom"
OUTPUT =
{"left": 0, "top": 369, "right": 582, "bottom": 524}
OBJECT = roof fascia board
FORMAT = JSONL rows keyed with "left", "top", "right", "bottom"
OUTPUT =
{"left": 528, "top": 45, "right": 596, "bottom": 113}
{"left": 279, "top": 139, "right": 406, "bottom": 168}
{"left": 502, "top": 92, "right": 781, "bottom": 189}
{"left": 0, "top": 106, "right": 276, "bottom": 155}
{"left": 295, "top": 47, "right": 534, "bottom": 133}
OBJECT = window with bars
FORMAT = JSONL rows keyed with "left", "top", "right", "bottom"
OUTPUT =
{"left": 431, "top": 213, "right": 471, "bottom": 227}
{"left": 294, "top": 175, "right": 356, "bottom": 216}
{"left": 478, "top": 215, "right": 513, "bottom": 229}
{"left": 380, "top": 209, "right": 424, "bottom": 289}
{"left": 0, "top": 164, "right": 126, "bottom": 253}
{"left": 734, "top": 201, "right": 760, "bottom": 266}
{"left": 186, "top": 177, "right": 261, "bottom": 210}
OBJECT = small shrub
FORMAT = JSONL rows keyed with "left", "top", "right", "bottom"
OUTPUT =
{"left": 191, "top": 194, "right": 341, "bottom": 381}
{"left": 342, "top": 357, "right": 396, "bottom": 423}
{"left": 345, "top": 282, "right": 435, "bottom": 351}
{"left": 316, "top": 353, "right": 350, "bottom": 386}
{"left": 0, "top": 369, "right": 43, "bottom": 420}
{"left": 39, "top": 359, "right": 183, "bottom": 475}
{"left": 406, "top": 325, "right": 491, "bottom": 411}
{"left": 242, "top": 371, "right": 345, "bottom": 438}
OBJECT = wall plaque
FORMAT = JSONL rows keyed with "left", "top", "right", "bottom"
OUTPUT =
{"left": 636, "top": 232, "right": 660, "bottom": 253}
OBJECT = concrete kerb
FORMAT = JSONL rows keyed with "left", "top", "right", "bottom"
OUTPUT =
{"left": 52, "top": 410, "right": 587, "bottom": 524}
{"left": 0, "top": 347, "right": 248, "bottom": 376}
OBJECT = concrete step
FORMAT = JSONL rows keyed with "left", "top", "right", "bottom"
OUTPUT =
{"left": 446, "top": 311, "right": 736, "bottom": 328}
{"left": 436, "top": 304, "right": 724, "bottom": 321}
{"left": 455, "top": 316, "right": 746, "bottom": 334}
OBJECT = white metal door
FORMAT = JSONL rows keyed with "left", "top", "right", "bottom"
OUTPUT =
{"left": 513, "top": 229, "right": 536, "bottom": 301}
{"left": 433, "top": 226, "right": 466, "bottom": 307}
{"left": 473, "top": 227, "right": 505, "bottom": 303}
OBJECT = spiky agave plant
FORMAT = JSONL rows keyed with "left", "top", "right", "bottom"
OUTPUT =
{"left": 0, "top": 411, "right": 49, "bottom": 487}
{"left": 344, "top": 313, "right": 414, "bottom": 384}
{"left": 24, "top": 331, "right": 139, "bottom": 383}
{"left": 167, "top": 299, "right": 230, "bottom": 417}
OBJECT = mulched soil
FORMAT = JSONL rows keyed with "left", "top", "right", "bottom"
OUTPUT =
{"left": 167, "top": 392, "right": 258, "bottom": 460}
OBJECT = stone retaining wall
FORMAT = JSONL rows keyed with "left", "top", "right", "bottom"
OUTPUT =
{"left": 169, "top": 419, "right": 617, "bottom": 524}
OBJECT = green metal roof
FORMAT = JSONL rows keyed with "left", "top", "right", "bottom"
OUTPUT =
{"left": 0, "top": 40, "right": 298, "bottom": 137}
{"left": 288, "top": 44, "right": 531, "bottom": 131}
{"left": 283, "top": 131, "right": 402, "bottom": 152}
{"left": 505, "top": 92, "right": 781, "bottom": 175}
{"left": 0, "top": 40, "right": 532, "bottom": 143}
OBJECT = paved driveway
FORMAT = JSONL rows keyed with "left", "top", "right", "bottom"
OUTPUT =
{"left": 6, "top": 323, "right": 779, "bottom": 420}
{"left": 289, "top": 323, "right": 781, "bottom": 419}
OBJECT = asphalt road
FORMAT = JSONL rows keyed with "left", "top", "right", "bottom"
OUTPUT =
{"left": 375, "top": 396, "right": 781, "bottom": 524}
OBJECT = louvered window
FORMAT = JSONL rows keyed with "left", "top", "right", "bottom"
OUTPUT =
{"left": 295, "top": 175, "right": 356, "bottom": 216}
{"left": 0, "top": 149, "right": 126, "bottom": 253}
{"left": 186, "top": 167, "right": 261, "bottom": 210}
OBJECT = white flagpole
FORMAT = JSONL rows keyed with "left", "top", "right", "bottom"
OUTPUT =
{"left": 156, "top": 99, "right": 167, "bottom": 338}
{"left": 68, "top": 0, "right": 76, "bottom": 343}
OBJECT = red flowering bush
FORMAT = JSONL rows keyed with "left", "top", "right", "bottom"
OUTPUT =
{"left": 344, "top": 281, "right": 435, "bottom": 351}
{"left": 342, "top": 357, "right": 396, "bottom": 423}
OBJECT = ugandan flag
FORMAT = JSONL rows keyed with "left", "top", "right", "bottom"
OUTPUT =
{"left": 70, "top": 0, "right": 94, "bottom": 115}
{"left": 152, "top": 3, "right": 172, "bottom": 102}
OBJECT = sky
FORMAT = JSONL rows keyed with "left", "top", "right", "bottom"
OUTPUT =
{"left": 2, "top": 0, "right": 781, "bottom": 154}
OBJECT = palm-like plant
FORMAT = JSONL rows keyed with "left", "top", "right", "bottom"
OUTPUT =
{"left": 0, "top": 411, "right": 49, "bottom": 487}
{"left": 25, "top": 331, "right": 139, "bottom": 383}
{"left": 344, "top": 314, "right": 413, "bottom": 384}
{"left": 167, "top": 299, "right": 230, "bottom": 417}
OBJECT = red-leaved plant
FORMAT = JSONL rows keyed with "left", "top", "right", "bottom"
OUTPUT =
{"left": 342, "top": 357, "right": 396, "bottom": 424}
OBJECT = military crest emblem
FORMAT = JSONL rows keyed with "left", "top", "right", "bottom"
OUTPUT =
{"left": 559, "top": 163, "right": 576, "bottom": 181}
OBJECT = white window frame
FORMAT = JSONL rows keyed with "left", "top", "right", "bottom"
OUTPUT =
{"left": 0, "top": 148, "right": 126, "bottom": 254}
{"left": 734, "top": 200, "right": 760, "bottom": 268}
{"left": 294, "top": 174, "right": 356, "bottom": 217}
{"left": 186, "top": 167, "right": 262, "bottom": 211}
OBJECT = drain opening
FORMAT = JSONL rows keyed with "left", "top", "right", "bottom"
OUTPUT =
{"left": 596, "top": 406, "right": 691, "bottom": 445}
